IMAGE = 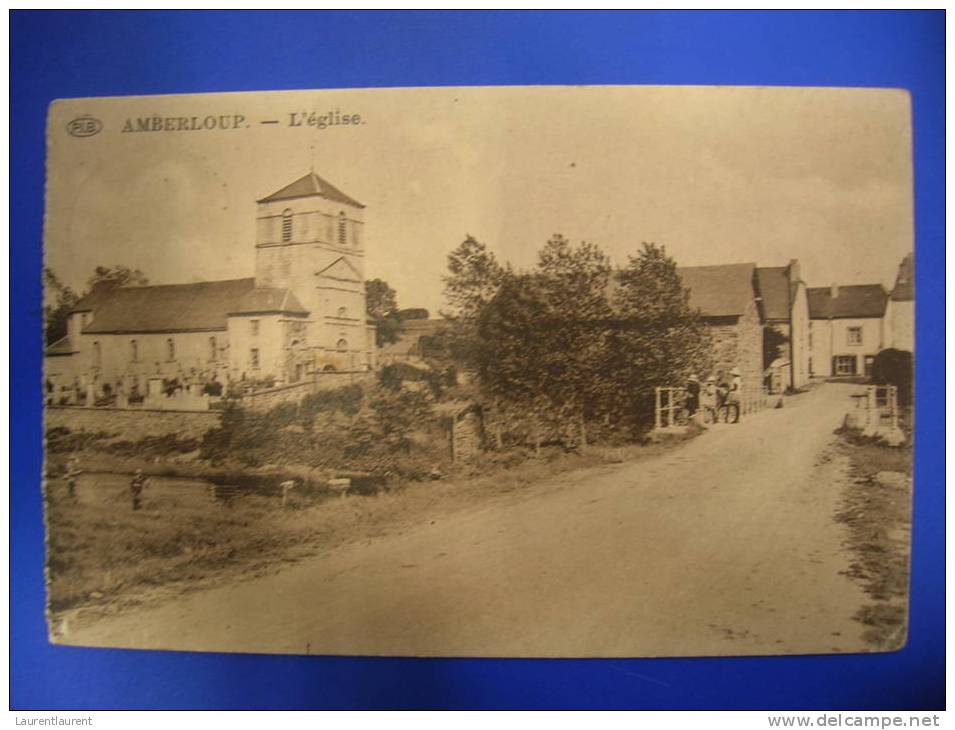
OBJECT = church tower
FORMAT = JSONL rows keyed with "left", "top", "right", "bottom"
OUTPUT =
{"left": 255, "top": 171, "right": 371, "bottom": 369}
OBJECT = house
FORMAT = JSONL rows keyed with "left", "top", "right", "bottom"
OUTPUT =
{"left": 677, "top": 263, "right": 764, "bottom": 390}
{"left": 885, "top": 252, "right": 914, "bottom": 353}
{"left": 755, "top": 260, "right": 811, "bottom": 388}
{"left": 807, "top": 283, "right": 889, "bottom": 377}
{"left": 44, "top": 170, "right": 378, "bottom": 402}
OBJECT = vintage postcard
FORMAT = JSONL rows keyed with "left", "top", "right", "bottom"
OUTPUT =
{"left": 42, "top": 86, "right": 914, "bottom": 657}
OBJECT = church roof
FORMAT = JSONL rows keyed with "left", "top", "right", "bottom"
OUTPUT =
{"left": 677, "top": 263, "right": 757, "bottom": 318}
{"left": 81, "top": 278, "right": 257, "bottom": 333}
{"left": 258, "top": 172, "right": 364, "bottom": 209}
{"left": 45, "top": 335, "right": 78, "bottom": 356}
{"left": 808, "top": 284, "right": 888, "bottom": 319}
{"left": 228, "top": 287, "right": 308, "bottom": 316}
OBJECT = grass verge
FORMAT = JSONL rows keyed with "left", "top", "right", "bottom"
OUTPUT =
{"left": 833, "top": 422, "right": 912, "bottom": 650}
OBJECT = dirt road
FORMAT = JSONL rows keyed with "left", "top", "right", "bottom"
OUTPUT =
{"left": 61, "top": 383, "right": 872, "bottom": 657}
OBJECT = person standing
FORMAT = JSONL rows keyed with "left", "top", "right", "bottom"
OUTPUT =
{"left": 65, "top": 456, "right": 82, "bottom": 500}
{"left": 130, "top": 469, "right": 149, "bottom": 511}
{"left": 725, "top": 367, "right": 743, "bottom": 423}
{"left": 685, "top": 374, "right": 701, "bottom": 419}
{"left": 701, "top": 376, "right": 718, "bottom": 424}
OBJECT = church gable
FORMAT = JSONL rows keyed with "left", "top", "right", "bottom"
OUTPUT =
{"left": 317, "top": 256, "right": 362, "bottom": 283}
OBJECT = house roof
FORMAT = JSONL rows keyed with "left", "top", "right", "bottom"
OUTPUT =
{"left": 45, "top": 335, "right": 78, "bottom": 356}
{"left": 676, "top": 263, "right": 757, "bottom": 318}
{"left": 258, "top": 172, "right": 364, "bottom": 209}
{"left": 808, "top": 284, "right": 888, "bottom": 319}
{"left": 891, "top": 253, "right": 913, "bottom": 302}
{"left": 228, "top": 287, "right": 308, "bottom": 316}
{"left": 755, "top": 266, "right": 792, "bottom": 322}
{"left": 80, "top": 278, "right": 257, "bottom": 333}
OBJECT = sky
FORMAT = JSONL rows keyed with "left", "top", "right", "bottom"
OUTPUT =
{"left": 45, "top": 86, "right": 913, "bottom": 313}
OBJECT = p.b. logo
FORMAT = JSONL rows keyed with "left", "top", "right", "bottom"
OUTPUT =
{"left": 66, "top": 116, "right": 103, "bottom": 138}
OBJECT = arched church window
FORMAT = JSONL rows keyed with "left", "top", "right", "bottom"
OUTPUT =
{"left": 281, "top": 209, "right": 293, "bottom": 242}
{"left": 337, "top": 306, "right": 347, "bottom": 318}
{"left": 92, "top": 341, "right": 101, "bottom": 368}
{"left": 130, "top": 339, "right": 138, "bottom": 362}
{"left": 166, "top": 338, "right": 175, "bottom": 362}
{"left": 337, "top": 338, "right": 348, "bottom": 352}
{"left": 337, "top": 212, "right": 347, "bottom": 246}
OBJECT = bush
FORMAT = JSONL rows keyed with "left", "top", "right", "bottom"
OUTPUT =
{"left": 46, "top": 427, "right": 115, "bottom": 453}
{"left": 871, "top": 348, "right": 913, "bottom": 406}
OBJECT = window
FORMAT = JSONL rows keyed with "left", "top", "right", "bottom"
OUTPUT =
{"left": 833, "top": 355, "right": 857, "bottom": 376}
{"left": 250, "top": 348, "right": 260, "bottom": 369}
{"left": 166, "top": 338, "right": 176, "bottom": 362}
{"left": 250, "top": 319, "right": 260, "bottom": 337}
{"left": 337, "top": 306, "right": 347, "bottom": 318}
{"left": 209, "top": 336, "right": 217, "bottom": 362}
{"left": 337, "top": 338, "right": 348, "bottom": 352}
{"left": 281, "top": 209, "right": 292, "bottom": 242}
{"left": 337, "top": 212, "right": 347, "bottom": 246}
{"left": 130, "top": 339, "right": 138, "bottom": 362}
{"left": 846, "top": 326, "right": 863, "bottom": 346}
{"left": 92, "top": 341, "right": 101, "bottom": 368}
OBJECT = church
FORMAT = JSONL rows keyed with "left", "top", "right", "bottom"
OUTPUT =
{"left": 45, "top": 171, "right": 377, "bottom": 401}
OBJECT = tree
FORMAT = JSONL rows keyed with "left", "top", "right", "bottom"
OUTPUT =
{"left": 365, "top": 278, "right": 401, "bottom": 347}
{"left": 871, "top": 348, "right": 913, "bottom": 406}
{"left": 365, "top": 278, "right": 398, "bottom": 320}
{"left": 475, "top": 235, "right": 615, "bottom": 448}
{"left": 43, "top": 267, "right": 79, "bottom": 346}
{"left": 442, "top": 235, "right": 506, "bottom": 320}
{"left": 609, "top": 242, "right": 712, "bottom": 433}
{"left": 87, "top": 265, "right": 148, "bottom": 293}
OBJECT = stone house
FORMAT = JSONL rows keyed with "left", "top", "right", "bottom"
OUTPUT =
{"left": 677, "top": 263, "right": 764, "bottom": 390}
{"left": 754, "top": 260, "right": 811, "bottom": 388}
{"left": 44, "top": 170, "right": 377, "bottom": 401}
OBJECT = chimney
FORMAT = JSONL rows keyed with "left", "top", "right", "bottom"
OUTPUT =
{"left": 788, "top": 258, "right": 801, "bottom": 284}
{"left": 830, "top": 283, "right": 839, "bottom": 298}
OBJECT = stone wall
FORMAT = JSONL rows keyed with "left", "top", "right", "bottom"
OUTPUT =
{"left": 450, "top": 407, "right": 484, "bottom": 460}
{"left": 236, "top": 371, "right": 374, "bottom": 412}
{"left": 704, "top": 298, "right": 764, "bottom": 390}
{"left": 46, "top": 406, "right": 222, "bottom": 441}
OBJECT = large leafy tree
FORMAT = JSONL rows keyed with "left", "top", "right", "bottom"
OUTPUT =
{"left": 43, "top": 267, "right": 80, "bottom": 346}
{"left": 442, "top": 235, "right": 506, "bottom": 320}
{"left": 476, "top": 236, "right": 615, "bottom": 446}
{"left": 365, "top": 278, "right": 401, "bottom": 347}
{"left": 44, "top": 264, "right": 149, "bottom": 346}
{"left": 87, "top": 265, "right": 148, "bottom": 292}
{"left": 609, "top": 242, "right": 712, "bottom": 432}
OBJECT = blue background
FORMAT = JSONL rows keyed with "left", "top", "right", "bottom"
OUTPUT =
{"left": 10, "top": 10, "right": 945, "bottom": 710}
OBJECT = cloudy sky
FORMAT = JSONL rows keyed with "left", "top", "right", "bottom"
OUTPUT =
{"left": 46, "top": 86, "right": 912, "bottom": 313}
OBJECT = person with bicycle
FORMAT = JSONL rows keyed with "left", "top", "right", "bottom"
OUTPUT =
{"left": 685, "top": 374, "right": 700, "bottom": 419}
{"left": 701, "top": 375, "right": 719, "bottom": 424}
{"left": 723, "top": 367, "right": 743, "bottom": 423}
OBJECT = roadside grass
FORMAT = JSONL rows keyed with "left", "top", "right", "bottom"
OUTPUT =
{"left": 45, "top": 423, "right": 703, "bottom": 622}
{"left": 833, "top": 420, "right": 912, "bottom": 650}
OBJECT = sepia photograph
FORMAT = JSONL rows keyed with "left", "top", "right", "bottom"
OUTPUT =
{"left": 41, "top": 85, "right": 915, "bottom": 658}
